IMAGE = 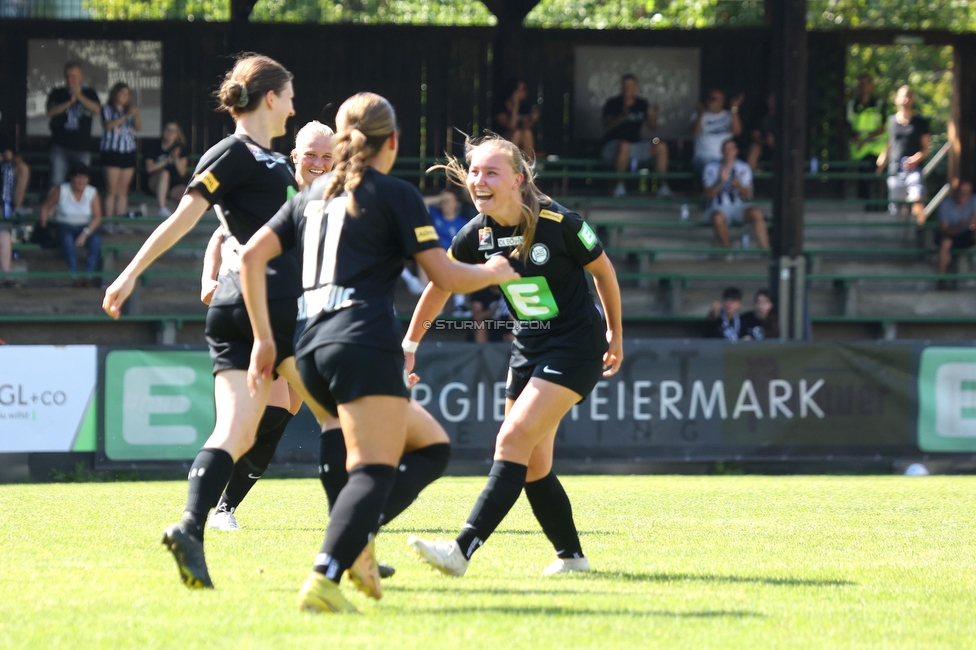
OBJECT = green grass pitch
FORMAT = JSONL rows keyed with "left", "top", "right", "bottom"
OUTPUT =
{"left": 1, "top": 475, "right": 975, "bottom": 648}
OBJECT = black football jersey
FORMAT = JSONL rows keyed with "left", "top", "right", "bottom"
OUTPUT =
{"left": 449, "top": 201, "right": 607, "bottom": 364}
{"left": 268, "top": 167, "right": 442, "bottom": 356}
{"left": 187, "top": 134, "right": 300, "bottom": 306}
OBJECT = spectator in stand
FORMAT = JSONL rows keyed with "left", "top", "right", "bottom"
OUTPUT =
{"left": 706, "top": 287, "right": 745, "bottom": 341}
{"left": 935, "top": 180, "right": 976, "bottom": 277}
{"left": 740, "top": 289, "right": 778, "bottom": 340}
{"left": 877, "top": 85, "right": 930, "bottom": 226}
{"left": 469, "top": 285, "right": 514, "bottom": 343}
{"left": 1, "top": 114, "right": 32, "bottom": 217}
{"left": 747, "top": 92, "right": 776, "bottom": 171}
{"left": 692, "top": 89, "right": 743, "bottom": 174}
{"left": 703, "top": 139, "right": 769, "bottom": 250}
{"left": 100, "top": 82, "right": 142, "bottom": 217}
{"left": 46, "top": 61, "right": 101, "bottom": 186}
{"left": 495, "top": 78, "right": 539, "bottom": 159}
{"left": 421, "top": 189, "right": 472, "bottom": 316}
{"left": 602, "top": 73, "right": 671, "bottom": 198}
{"left": 145, "top": 122, "right": 189, "bottom": 217}
{"left": 847, "top": 74, "right": 888, "bottom": 208}
{"left": 39, "top": 162, "right": 102, "bottom": 286}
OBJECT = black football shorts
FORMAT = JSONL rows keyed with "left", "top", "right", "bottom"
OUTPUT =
{"left": 205, "top": 298, "right": 298, "bottom": 375}
{"left": 296, "top": 343, "right": 410, "bottom": 417}
{"left": 505, "top": 354, "right": 605, "bottom": 404}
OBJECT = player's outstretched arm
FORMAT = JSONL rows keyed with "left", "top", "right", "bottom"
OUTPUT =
{"left": 102, "top": 190, "right": 210, "bottom": 318}
{"left": 402, "top": 281, "right": 453, "bottom": 384}
{"left": 415, "top": 248, "right": 518, "bottom": 295}
{"left": 585, "top": 252, "right": 624, "bottom": 377}
{"left": 240, "top": 225, "right": 284, "bottom": 395}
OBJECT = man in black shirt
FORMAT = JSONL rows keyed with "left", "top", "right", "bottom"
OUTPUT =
{"left": 601, "top": 73, "right": 671, "bottom": 198}
{"left": 877, "top": 85, "right": 930, "bottom": 226}
{"left": 46, "top": 61, "right": 101, "bottom": 187}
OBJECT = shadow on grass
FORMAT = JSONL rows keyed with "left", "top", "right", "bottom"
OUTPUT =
{"left": 385, "top": 585, "right": 623, "bottom": 597}
{"left": 410, "top": 606, "right": 763, "bottom": 618}
{"left": 382, "top": 527, "right": 612, "bottom": 536}
{"left": 589, "top": 571, "right": 855, "bottom": 587}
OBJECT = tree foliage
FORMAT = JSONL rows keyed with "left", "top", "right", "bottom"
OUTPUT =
{"left": 524, "top": 0, "right": 764, "bottom": 29}
{"left": 809, "top": 0, "right": 976, "bottom": 31}
{"left": 250, "top": 0, "right": 494, "bottom": 24}
{"left": 82, "top": 0, "right": 229, "bottom": 21}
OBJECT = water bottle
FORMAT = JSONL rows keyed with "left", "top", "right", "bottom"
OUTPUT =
{"left": 741, "top": 232, "right": 750, "bottom": 249}
{"left": 680, "top": 201, "right": 690, "bottom": 222}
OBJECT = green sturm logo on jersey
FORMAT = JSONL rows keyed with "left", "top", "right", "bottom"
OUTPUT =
{"left": 500, "top": 276, "right": 559, "bottom": 321}
{"left": 578, "top": 222, "right": 598, "bottom": 250}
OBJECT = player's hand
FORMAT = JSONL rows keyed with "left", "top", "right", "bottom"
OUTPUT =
{"left": 404, "top": 350, "right": 420, "bottom": 388}
{"left": 485, "top": 254, "right": 519, "bottom": 284}
{"left": 102, "top": 273, "right": 137, "bottom": 319}
{"left": 201, "top": 279, "right": 218, "bottom": 305}
{"left": 247, "top": 338, "right": 277, "bottom": 396}
{"left": 602, "top": 330, "right": 623, "bottom": 377}
{"left": 731, "top": 92, "right": 745, "bottom": 108}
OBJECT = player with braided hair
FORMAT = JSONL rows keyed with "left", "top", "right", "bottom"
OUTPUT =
{"left": 238, "top": 92, "right": 518, "bottom": 613}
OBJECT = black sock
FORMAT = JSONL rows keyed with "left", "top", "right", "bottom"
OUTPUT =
{"left": 381, "top": 443, "right": 451, "bottom": 525}
{"left": 216, "top": 407, "right": 291, "bottom": 513}
{"left": 318, "top": 428, "right": 347, "bottom": 512}
{"left": 455, "top": 460, "right": 527, "bottom": 560}
{"left": 524, "top": 472, "right": 584, "bottom": 559}
{"left": 313, "top": 464, "right": 396, "bottom": 583}
{"left": 182, "top": 448, "right": 235, "bottom": 541}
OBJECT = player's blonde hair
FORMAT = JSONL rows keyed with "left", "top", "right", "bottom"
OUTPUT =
{"left": 323, "top": 93, "right": 397, "bottom": 215}
{"left": 293, "top": 120, "right": 335, "bottom": 154}
{"left": 430, "top": 134, "right": 548, "bottom": 262}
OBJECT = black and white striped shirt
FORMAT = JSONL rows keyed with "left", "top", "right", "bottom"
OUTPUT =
{"left": 100, "top": 105, "right": 137, "bottom": 154}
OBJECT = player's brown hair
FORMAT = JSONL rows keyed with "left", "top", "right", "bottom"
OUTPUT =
{"left": 216, "top": 53, "right": 293, "bottom": 118}
{"left": 323, "top": 92, "right": 397, "bottom": 215}
{"left": 431, "top": 133, "right": 549, "bottom": 262}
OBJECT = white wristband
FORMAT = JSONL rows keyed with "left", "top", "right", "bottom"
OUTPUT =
{"left": 401, "top": 340, "right": 419, "bottom": 353}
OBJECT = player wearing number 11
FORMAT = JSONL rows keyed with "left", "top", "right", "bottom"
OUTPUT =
{"left": 404, "top": 134, "right": 624, "bottom": 577}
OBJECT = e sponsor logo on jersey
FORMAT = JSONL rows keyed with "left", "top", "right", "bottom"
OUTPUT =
{"left": 497, "top": 236, "right": 523, "bottom": 248}
{"left": 500, "top": 276, "right": 559, "bottom": 320}
{"left": 478, "top": 227, "right": 495, "bottom": 251}
{"left": 578, "top": 222, "right": 598, "bottom": 251}
{"left": 415, "top": 226, "right": 439, "bottom": 243}
{"left": 197, "top": 171, "right": 220, "bottom": 194}
{"left": 529, "top": 243, "right": 550, "bottom": 265}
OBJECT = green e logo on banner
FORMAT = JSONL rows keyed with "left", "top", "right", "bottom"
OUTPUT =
{"left": 501, "top": 276, "right": 559, "bottom": 320}
{"left": 918, "top": 347, "right": 976, "bottom": 452}
{"left": 104, "top": 350, "right": 215, "bottom": 460}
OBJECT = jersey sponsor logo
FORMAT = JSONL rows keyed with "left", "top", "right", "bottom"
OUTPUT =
{"left": 500, "top": 276, "right": 559, "bottom": 320}
{"left": 304, "top": 284, "right": 356, "bottom": 317}
{"left": 539, "top": 209, "right": 564, "bottom": 223}
{"left": 198, "top": 171, "right": 220, "bottom": 194}
{"left": 578, "top": 222, "right": 598, "bottom": 251}
{"left": 287, "top": 186, "right": 298, "bottom": 200}
{"left": 414, "top": 225, "right": 439, "bottom": 243}
{"left": 542, "top": 365, "right": 563, "bottom": 375}
{"left": 478, "top": 227, "right": 494, "bottom": 251}
{"left": 497, "top": 236, "right": 523, "bottom": 247}
{"left": 529, "top": 243, "right": 550, "bottom": 265}
{"left": 246, "top": 142, "right": 289, "bottom": 168}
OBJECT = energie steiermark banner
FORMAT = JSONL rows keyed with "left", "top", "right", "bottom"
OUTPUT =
{"left": 92, "top": 341, "right": 947, "bottom": 464}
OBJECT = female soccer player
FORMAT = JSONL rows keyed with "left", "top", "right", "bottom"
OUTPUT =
{"left": 205, "top": 119, "right": 336, "bottom": 532}
{"left": 404, "top": 134, "right": 624, "bottom": 577}
{"left": 238, "top": 92, "right": 518, "bottom": 613}
{"left": 102, "top": 53, "right": 307, "bottom": 589}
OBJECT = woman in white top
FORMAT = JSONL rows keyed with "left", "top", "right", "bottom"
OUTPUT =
{"left": 39, "top": 162, "right": 102, "bottom": 285}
